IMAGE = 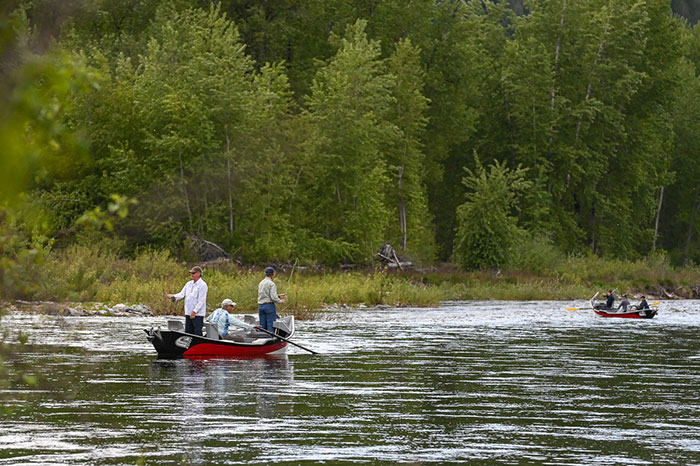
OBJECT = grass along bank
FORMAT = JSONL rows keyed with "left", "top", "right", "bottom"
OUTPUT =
{"left": 2, "top": 245, "right": 700, "bottom": 318}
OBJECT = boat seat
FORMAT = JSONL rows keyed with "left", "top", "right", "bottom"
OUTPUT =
{"left": 273, "top": 316, "right": 293, "bottom": 335}
{"left": 166, "top": 317, "right": 184, "bottom": 331}
{"left": 243, "top": 315, "right": 257, "bottom": 325}
{"left": 203, "top": 322, "right": 220, "bottom": 340}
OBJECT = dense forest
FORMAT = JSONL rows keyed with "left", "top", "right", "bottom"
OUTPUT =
{"left": 2, "top": 0, "right": 700, "bottom": 272}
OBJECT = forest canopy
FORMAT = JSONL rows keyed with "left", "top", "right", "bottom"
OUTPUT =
{"left": 2, "top": 0, "right": 700, "bottom": 270}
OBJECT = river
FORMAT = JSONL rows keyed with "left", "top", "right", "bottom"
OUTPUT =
{"left": 1, "top": 300, "right": 699, "bottom": 465}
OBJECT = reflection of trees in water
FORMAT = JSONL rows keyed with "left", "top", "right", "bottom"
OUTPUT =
{"left": 252, "top": 357, "right": 294, "bottom": 419}
{"left": 206, "top": 356, "right": 294, "bottom": 419}
{"left": 148, "top": 355, "right": 294, "bottom": 462}
{"left": 180, "top": 360, "right": 207, "bottom": 465}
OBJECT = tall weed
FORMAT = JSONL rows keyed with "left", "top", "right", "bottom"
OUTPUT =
{"left": 6, "top": 244, "right": 700, "bottom": 316}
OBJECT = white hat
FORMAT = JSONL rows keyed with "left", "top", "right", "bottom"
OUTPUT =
{"left": 221, "top": 299, "right": 236, "bottom": 308}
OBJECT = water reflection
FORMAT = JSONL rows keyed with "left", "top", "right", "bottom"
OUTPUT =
{"left": 0, "top": 302, "right": 699, "bottom": 465}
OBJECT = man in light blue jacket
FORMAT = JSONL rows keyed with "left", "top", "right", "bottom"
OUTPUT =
{"left": 208, "top": 298, "right": 254, "bottom": 339}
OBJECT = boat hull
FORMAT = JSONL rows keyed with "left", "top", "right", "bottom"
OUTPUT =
{"left": 145, "top": 328, "right": 288, "bottom": 358}
{"left": 593, "top": 309, "right": 657, "bottom": 319}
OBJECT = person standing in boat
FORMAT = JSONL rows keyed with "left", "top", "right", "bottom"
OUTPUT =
{"left": 207, "top": 298, "right": 254, "bottom": 340}
{"left": 605, "top": 290, "right": 615, "bottom": 309}
{"left": 257, "top": 267, "right": 286, "bottom": 334}
{"left": 166, "top": 266, "right": 208, "bottom": 336}
{"left": 617, "top": 294, "right": 630, "bottom": 313}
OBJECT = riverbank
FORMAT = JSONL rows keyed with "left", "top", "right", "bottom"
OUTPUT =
{"left": 1, "top": 245, "right": 699, "bottom": 318}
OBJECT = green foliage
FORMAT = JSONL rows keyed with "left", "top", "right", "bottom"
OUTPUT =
{"left": 294, "top": 235, "right": 360, "bottom": 268}
{"left": 0, "top": 9, "right": 97, "bottom": 299}
{"left": 454, "top": 157, "right": 532, "bottom": 270}
{"left": 76, "top": 194, "right": 137, "bottom": 232}
{"left": 510, "top": 235, "right": 566, "bottom": 274}
{"left": 0, "top": 211, "right": 52, "bottom": 299}
{"left": 296, "top": 20, "right": 395, "bottom": 264}
{"left": 3, "top": 0, "right": 700, "bottom": 269}
{"left": 661, "top": 24, "right": 700, "bottom": 265}
{"left": 383, "top": 38, "right": 435, "bottom": 263}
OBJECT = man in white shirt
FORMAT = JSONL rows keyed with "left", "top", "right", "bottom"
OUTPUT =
{"left": 257, "top": 267, "right": 286, "bottom": 333}
{"left": 166, "top": 265, "right": 208, "bottom": 336}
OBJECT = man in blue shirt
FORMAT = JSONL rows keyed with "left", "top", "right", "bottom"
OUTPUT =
{"left": 208, "top": 298, "right": 254, "bottom": 339}
{"left": 605, "top": 290, "right": 615, "bottom": 309}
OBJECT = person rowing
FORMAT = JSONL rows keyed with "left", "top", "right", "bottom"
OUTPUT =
{"left": 634, "top": 296, "right": 650, "bottom": 310}
{"left": 207, "top": 298, "right": 255, "bottom": 341}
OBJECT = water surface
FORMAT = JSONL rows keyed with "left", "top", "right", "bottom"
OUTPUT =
{"left": 1, "top": 301, "right": 699, "bottom": 465}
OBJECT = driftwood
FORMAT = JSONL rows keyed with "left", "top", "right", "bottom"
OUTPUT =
{"left": 376, "top": 243, "right": 412, "bottom": 270}
{"left": 188, "top": 235, "right": 229, "bottom": 262}
{"left": 385, "top": 260, "right": 413, "bottom": 269}
{"left": 658, "top": 286, "right": 675, "bottom": 299}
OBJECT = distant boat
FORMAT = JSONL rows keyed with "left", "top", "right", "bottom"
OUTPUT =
{"left": 145, "top": 315, "right": 294, "bottom": 358}
{"left": 590, "top": 292, "right": 658, "bottom": 319}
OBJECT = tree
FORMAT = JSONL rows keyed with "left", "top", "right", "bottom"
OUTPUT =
{"left": 59, "top": 4, "right": 297, "bottom": 260}
{"left": 0, "top": 2, "right": 99, "bottom": 296}
{"left": 295, "top": 20, "right": 395, "bottom": 264}
{"left": 661, "top": 24, "right": 700, "bottom": 264}
{"left": 454, "top": 158, "right": 532, "bottom": 270}
{"left": 384, "top": 38, "right": 435, "bottom": 262}
{"left": 421, "top": 0, "right": 513, "bottom": 259}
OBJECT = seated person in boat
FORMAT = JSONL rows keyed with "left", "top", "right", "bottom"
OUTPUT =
{"left": 617, "top": 294, "right": 630, "bottom": 312}
{"left": 634, "top": 296, "right": 650, "bottom": 310}
{"left": 207, "top": 299, "right": 254, "bottom": 341}
{"left": 605, "top": 290, "right": 615, "bottom": 309}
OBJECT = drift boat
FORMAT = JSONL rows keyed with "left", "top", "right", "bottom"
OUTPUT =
{"left": 590, "top": 292, "right": 658, "bottom": 319}
{"left": 145, "top": 315, "right": 295, "bottom": 358}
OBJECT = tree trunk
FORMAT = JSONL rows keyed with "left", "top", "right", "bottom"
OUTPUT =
{"left": 575, "top": 14, "right": 610, "bottom": 143}
{"left": 226, "top": 129, "right": 234, "bottom": 235}
{"left": 682, "top": 190, "right": 700, "bottom": 266}
{"left": 547, "top": 0, "right": 566, "bottom": 152}
{"left": 652, "top": 185, "right": 664, "bottom": 251}
{"left": 179, "top": 150, "right": 193, "bottom": 231}
{"left": 397, "top": 165, "right": 407, "bottom": 251}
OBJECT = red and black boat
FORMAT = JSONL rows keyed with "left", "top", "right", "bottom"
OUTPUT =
{"left": 590, "top": 292, "right": 658, "bottom": 319}
{"left": 145, "top": 315, "right": 295, "bottom": 358}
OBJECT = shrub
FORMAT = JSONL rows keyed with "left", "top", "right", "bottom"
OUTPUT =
{"left": 511, "top": 235, "right": 565, "bottom": 274}
{"left": 453, "top": 158, "right": 531, "bottom": 271}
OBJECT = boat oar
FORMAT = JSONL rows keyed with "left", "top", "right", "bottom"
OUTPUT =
{"left": 256, "top": 327, "right": 318, "bottom": 355}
